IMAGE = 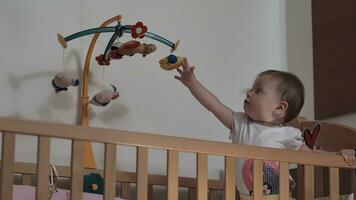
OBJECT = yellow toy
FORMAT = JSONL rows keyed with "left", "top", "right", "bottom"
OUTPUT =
{"left": 159, "top": 54, "right": 184, "bottom": 70}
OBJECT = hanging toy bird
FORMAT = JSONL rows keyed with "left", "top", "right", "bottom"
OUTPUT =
{"left": 51, "top": 73, "right": 80, "bottom": 93}
{"left": 90, "top": 84, "right": 119, "bottom": 106}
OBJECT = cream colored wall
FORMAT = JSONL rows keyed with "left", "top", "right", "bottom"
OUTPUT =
{"left": 285, "top": 0, "right": 314, "bottom": 120}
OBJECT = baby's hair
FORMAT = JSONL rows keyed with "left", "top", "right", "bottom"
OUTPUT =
{"left": 240, "top": 88, "right": 251, "bottom": 94}
{"left": 258, "top": 70, "right": 305, "bottom": 123}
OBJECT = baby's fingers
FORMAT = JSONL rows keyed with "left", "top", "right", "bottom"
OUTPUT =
{"left": 176, "top": 67, "right": 183, "bottom": 74}
{"left": 341, "top": 152, "right": 355, "bottom": 165}
{"left": 182, "top": 57, "right": 190, "bottom": 70}
{"left": 174, "top": 75, "right": 182, "bottom": 82}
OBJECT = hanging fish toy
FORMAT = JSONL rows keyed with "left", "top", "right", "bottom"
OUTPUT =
{"left": 90, "top": 84, "right": 119, "bottom": 106}
{"left": 95, "top": 40, "right": 158, "bottom": 66}
{"left": 109, "top": 40, "right": 157, "bottom": 59}
{"left": 51, "top": 73, "right": 80, "bottom": 93}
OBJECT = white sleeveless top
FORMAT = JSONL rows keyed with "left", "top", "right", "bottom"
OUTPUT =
{"left": 229, "top": 112, "right": 303, "bottom": 195}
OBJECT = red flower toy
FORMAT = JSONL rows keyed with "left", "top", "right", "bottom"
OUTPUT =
{"left": 95, "top": 54, "right": 110, "bottom": 66}
{"left": 131, "top": 22, "right": 147, "bottom": 39}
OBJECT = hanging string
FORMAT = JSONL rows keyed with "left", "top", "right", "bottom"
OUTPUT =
{"left": 62, "top": 48, "right": 65, "bottom": 71}
{"left": 102, "top": 66, "right": 105, "bottom": 88}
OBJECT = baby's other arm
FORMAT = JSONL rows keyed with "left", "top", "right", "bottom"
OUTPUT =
{"left": 175, "top": 58, "right": 234, "bottom": 130}
{"left": 299, "top": 144, "right": 355, "bottom": 166}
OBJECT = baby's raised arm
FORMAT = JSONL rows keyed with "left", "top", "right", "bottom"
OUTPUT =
{"left": 175, "top": 58, "right": 234, "bottom": 130}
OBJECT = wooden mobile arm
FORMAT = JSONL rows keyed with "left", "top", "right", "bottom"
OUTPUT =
{"left": 81, "top": 15, "right": 122, "bottom": 169}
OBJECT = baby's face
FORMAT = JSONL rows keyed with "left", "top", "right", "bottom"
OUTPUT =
{"left": 243, "top": 75, "right": 282, "bottom": 123}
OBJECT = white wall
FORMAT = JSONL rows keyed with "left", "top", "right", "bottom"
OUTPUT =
{"left": 1, "top": 0, "right": 318, "bottom": 180}
{"left": 285, "top": 0, "right": 314, "bottom": 120}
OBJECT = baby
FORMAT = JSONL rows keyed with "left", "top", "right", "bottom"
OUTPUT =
{"left": 174, "top": 58, "right": 355, "bottom": 197}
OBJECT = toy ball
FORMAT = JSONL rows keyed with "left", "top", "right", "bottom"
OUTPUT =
{"left": 167, "top": 54, "right": 178, "bottom": 64}
{"left": 83, "top": 172, "right": 104, "bottom": 194}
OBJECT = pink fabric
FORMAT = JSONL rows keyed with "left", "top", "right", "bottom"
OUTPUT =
{"left": 13, "top": 185, "right": 124, "bottom": 200}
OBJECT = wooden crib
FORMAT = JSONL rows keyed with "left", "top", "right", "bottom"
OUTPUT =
{"left": 0, "top": 117, "right": 355, "bottom": 200}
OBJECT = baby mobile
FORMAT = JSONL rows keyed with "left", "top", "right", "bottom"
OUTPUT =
{"left": 55, "top": 15, "right": 183, "bottom": 108}
{"left": 52, "top": 15, "right": 184, "bottom": 194}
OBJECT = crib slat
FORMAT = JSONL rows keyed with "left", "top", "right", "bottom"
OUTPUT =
{"left": 22, "top": 174, "right": 32, "bottom": 185}
{"left": 279, "top": 162, "right": 289, "bottom": 199}
{"left": 121, "top": 182, "right": 130, "bottom": 199}
{"left": 304, "top": 165, "right": 314, "bottom": 200}
{"left": 148, "top": 184, "right": 154, "bottom": 200}
{"left": 224, "top": 156, "right": 236, "bottom": 200}
{"left": 36, "top": 136, "right": 50, "bottom": 200}
{"left": 188, "top": 188, "right": 196, "bottom": 200}
{"left": 104, "top": 143, "right": 117, "bottom": 200}
{"left": 71, "top": 140, "right": 84, "bottom": 200}
{"left": 210, "top": 190, "right": 218, "bottom": 200}
{"left": 0, "top": 132, "right": 15, "bottom": 200}
{"left": 253, "top": 160, "right": 263, "bottom": 200}
{"left": 167, "top": 150, "right": 179, "bottom": 200}
{"left": 137, "top": 147, "right": 148, "bottom": 200}
{"left": 197, "top": 153, "right": 208, "bottom": 200}
{"left": 329, "top": 167, "right": 339, "bottom": 200}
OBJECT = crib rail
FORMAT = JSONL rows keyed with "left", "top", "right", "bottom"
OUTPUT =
{"left": 0, "top": 117, "right": 355, "bottom": 200}
{"left": 1, "top": 161, "right": 224, "bottom": 189}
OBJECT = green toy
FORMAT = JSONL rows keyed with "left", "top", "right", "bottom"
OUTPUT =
{"left": 83, "top": 172, "right": 104, "bottom": 194}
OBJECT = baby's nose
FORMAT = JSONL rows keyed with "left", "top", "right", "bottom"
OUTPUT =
{"left": 246, "top": 91, "right": 252, "bottom": 98}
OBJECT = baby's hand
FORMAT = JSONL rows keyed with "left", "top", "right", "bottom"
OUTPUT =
{"left": 174, "top": 58, "right": 196, "bottom": 87}
{"left": 338, "top": 149, "right": 355, "bottom": 165}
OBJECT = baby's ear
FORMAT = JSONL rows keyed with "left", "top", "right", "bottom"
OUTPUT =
{"left": 275, "top": 100, "right": 288, "bottom": 114}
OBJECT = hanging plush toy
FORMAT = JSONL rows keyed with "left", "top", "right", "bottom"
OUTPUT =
{"left": 51, "top": 73, "right": 80, "bottom": 93}
{"left": 90, "top": 84, "right": 119, "bottom": 106}
{"left": 95, "top": 40, "right": 157, "bottom": 65}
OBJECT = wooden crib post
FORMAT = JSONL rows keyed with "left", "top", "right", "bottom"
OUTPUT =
{"left": 304, "top": 165, "right": 315, "bottom": 200}
{"left": 197, "top": 153, "right": 208, "bottom": 200}
{"left": 167, "top": 150, "right": 179, "bottom": 200}
{"left": 36, "top": 136, "right": 51, "bottom": 200}
{"left": 224, "top": 156, "right": 236, "bottom": 200}
{"left": 279, "top": 162, "right": 290, "bottom": 199}
{"left": 0, "top": 132, "right": 15, "bottom": 200}
{"left": 103, "top": 143, "right": 117, "bottom": 200}
{"left": 71, "top": 140, "right": 84, "bottom": 200}
{"left": 253, "top": 160, "right": 263, "bottom": 200}
{"left": 137, "top": 147, "right": 148, "bottom": 200}
{"left": 328, "top": 167, "right": 339, "bottom": 200}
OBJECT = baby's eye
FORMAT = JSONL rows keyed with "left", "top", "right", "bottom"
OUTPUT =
{"left": 255, "top": 88, "right": 262, "bottom": 94}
